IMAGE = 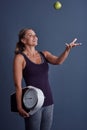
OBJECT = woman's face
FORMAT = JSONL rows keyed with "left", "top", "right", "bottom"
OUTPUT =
{"left": 22, "top": 29, "right": 38, "bottom": 47}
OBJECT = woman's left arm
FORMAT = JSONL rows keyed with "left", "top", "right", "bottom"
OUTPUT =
{"left": 43, "top": 38, "right": 82, "bottom": 65}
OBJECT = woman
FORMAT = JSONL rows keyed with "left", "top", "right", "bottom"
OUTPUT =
{"left": 13, "top": 28, "right": 81, "bottom": 130}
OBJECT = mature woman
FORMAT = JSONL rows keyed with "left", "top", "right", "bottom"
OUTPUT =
{"left": 13, "top": 28, "right": 81, "bottom": 130}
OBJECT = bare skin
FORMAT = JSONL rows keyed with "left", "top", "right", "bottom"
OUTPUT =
{"left": 13, "top": 29, "right": 81, "bottom": 118}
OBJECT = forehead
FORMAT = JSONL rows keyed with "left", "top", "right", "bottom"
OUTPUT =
{"left": 25, "top": 29, "right": 36, "bottom": 35}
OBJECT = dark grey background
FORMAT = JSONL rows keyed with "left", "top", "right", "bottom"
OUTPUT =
{"left": 0, "top": 0, "right": 87, "bottom": 130}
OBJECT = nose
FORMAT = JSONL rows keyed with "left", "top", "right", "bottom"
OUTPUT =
{"left": 33, "top": 35, "right": 38, "bottom": 40}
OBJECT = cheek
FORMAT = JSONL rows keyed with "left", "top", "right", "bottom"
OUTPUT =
{"left": 25, "top": 39, "right": 31, "bottom": 45}
{"left": 27, "top": 38, "right": 32, "bottom": 42}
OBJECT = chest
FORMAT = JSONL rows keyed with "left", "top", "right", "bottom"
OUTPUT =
{"left": 27, "top": 53, "right": 43, "bottom": 64}
{"left": 23, "top": 57, "right": 49, "bottom": 78}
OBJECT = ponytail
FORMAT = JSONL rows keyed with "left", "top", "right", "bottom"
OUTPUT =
{"left": 15, "top": 41, "right": 25, "bottom": 54}
{"left": 14, "top": 28, "right": 29, "bottom": 54}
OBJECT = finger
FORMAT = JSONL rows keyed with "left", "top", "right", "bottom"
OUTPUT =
{"left": 72, "top": 38, "right": 77, "bottom": 43}
{"left": 75, "top": 43, "right": 82, "bottom": 46}
{"left": 19, "top": 111, "right": 29, "bottom": 117}
{"left": 79, "top": 43, "right": 82, "bottom": 45}
{"left": 24, "top": 114, "right": 29, "bottom": 118}
{"left": 25, "top": 112, "right": 29, "bottom": 117}
{"left": 65, "top": 43, "right": 69, "bottom": 46}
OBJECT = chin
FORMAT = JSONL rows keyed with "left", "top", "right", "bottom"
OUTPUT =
{"left": 34, "top": 42, "right": 38, "bottom": 46}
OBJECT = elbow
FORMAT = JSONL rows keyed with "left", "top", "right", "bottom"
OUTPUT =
{"left": 54, "top": 57, "right": 65, "bottom": 65}
{"left": 54, "top": 60, "right": 64, "bottom": 65}
{"left": 58, "top": 62, "right": 63, "bottom": 65}
{"left": 58, "top": 61, "right": 64, "bottom": 65}
{"left": 57, "top": 62, "right": 63, "bottom": 65}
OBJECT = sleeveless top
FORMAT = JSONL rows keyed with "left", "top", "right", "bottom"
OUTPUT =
{"left": 21, "top": 52, "right": 53, "bottom": 106}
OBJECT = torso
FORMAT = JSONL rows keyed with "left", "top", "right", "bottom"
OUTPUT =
{"left": 20, "top": 51, "right": 54, "bottom": 106}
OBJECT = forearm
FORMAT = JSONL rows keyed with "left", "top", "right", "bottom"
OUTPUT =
{"left": 15, "top": 86, "right": 22, "bottom": 110}
{"left": 15, "top": 86, "right": 29, "bottom": 117}
{"left": 55, "top": 47, "right": 71, "bottom": 64}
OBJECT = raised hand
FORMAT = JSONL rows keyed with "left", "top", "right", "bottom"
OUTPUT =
{"left": 65, "top": 38, "right": 82, "bottom": 49}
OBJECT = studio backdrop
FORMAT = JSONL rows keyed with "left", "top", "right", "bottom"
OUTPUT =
{"left": 0, "top": 0, "right": 87, "bottom": 130}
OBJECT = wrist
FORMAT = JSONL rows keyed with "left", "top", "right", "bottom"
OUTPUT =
{"left": 65, "top": 46, "right": 71, "bottom": 52}
{"left": 17, "top": 105, "right": 22, "bottom": 110}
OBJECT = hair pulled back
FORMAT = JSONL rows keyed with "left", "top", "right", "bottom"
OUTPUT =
{"left": 15, "top": 28, "right": 29, "bottom": 54}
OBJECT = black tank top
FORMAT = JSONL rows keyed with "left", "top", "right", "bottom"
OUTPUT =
{"left": 21, "top": 52, "right": 53, "bottom": 106}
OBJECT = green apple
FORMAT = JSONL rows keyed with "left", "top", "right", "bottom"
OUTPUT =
{"left": 53, "top": 1, "right": 62, "bottom": 10}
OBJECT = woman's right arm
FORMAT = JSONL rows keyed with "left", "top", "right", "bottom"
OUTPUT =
{"left": 13, "top": 54, "right": 29, "bottom": 117}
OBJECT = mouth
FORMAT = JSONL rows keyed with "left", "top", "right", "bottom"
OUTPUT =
{"left": 33, "top": 40, "right": 37, "bottom": 42}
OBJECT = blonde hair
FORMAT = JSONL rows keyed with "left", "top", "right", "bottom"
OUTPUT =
{"left": 15, "top": 28, "right": 30, "bottom": 54}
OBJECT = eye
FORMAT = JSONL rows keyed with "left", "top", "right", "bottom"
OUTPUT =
{"left": 26, "top": 34, "right": 32, "bottom": 38}
{"left": 35, "top": 34, "right": 37, "bottom": 37}
{"left": 29, "top": 34, "right": 32, "bottom": 37}
{"left": 24, "top": 33, "right": 37, "bottom": 38}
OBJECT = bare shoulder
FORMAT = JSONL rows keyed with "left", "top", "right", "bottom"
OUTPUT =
{"left": 13, "top": 54, "right": 25, "bottom": 63}
{"left": 42, "top": 50, "right": 58, "bottom": 64}
{"left": 42, "top": 51, "right": 52, "bottom": 58}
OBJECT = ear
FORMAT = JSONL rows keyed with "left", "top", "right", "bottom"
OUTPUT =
{"left": 21, "top": 38, "right": 26, "bottom": 44}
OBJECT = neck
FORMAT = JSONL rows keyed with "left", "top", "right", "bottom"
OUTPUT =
{"left": 25, "top": 46, "right": 37, "bottom": 56}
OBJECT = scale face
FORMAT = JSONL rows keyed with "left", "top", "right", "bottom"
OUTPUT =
{"left": 23, "top": 89, "right": 38, "bottom": 109}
